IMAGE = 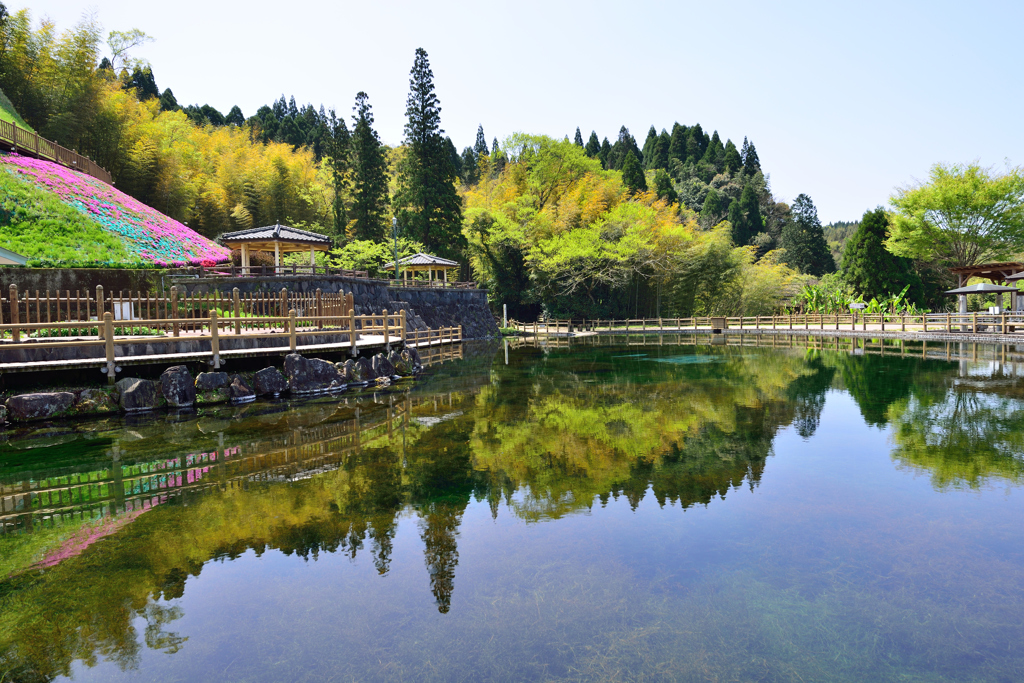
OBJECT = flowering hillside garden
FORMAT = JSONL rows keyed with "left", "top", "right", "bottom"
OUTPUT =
{"left": 0, "top": 153, "right": 230, "bottom": 267}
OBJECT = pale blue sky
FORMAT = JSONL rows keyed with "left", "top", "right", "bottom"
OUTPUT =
{"left": 33, "top": 0, "right": 1024, "bottom": 222}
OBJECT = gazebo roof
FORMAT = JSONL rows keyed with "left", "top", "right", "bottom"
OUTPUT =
{"left": 384, "top": 252, "right": 459, "bottom": 269}
{"left": 945, "top": 283, "right": 1019, "bottom": 295}
{"left": 220, "top": 224, "right": 331, "bottom": 247}
{"left": 0, "top": 245, "right": 27, "bottom": 266}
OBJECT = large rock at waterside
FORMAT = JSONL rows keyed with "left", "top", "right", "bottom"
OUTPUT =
{"left": 351, "top": 356, "right": 376, "bottom": 383}
{"left": 284, "top": 354, "right": 346, "bottom": 394}
{"left": 254, "top": 367, "right": 288, "bottom": 396}
{"left": 195, "top": 371, "right": 230, "bottom": 404}
{"left": 6, "top": 392, "right": 75, "bottom": 421}
{"left": 388, "top": 349, "right": 412, "bottom": 375}
{"left": 229, "top": 375, "right": 256, "bottom": 402}
{"left": 335, "top": 359, "right": 356, "bottom": 383}
{"left": 115, "top": 378, "right": 160, "bottom": 412}
{"left": 372, "top": 352, "right": 396, "bottom": 378}
{"left": 75, "top": 388, "right": 118, "bottom": 415}
{"left": 160, "top": 366, "right": 195, "bottom": 407}
{"left": 403, "top": 345, "right": 422, "bottom": 371}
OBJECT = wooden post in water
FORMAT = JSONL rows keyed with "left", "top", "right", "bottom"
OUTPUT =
{"left": 104, "top": 312, "right": 115, "bottom": 384}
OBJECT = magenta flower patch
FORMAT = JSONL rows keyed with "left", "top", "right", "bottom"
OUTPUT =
{"left": 0, "top": 153, "right": 231, "bottom": 266}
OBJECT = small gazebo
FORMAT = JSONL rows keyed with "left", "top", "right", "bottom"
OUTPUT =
{"left": 220, "top": 224, "right": 331, "bottom": 272}
{"left": 945, "top": 282, "right": 1018, "bottom": 316}
{"left": 383, "top": 252, "right": 459, "bottom": 285}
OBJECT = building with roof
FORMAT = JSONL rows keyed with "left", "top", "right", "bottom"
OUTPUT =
{"left": 383, "top": 252, "right": 460, "bottom": 285}
{"left": 219, "top": 224, "right": 332, "bottom": 272}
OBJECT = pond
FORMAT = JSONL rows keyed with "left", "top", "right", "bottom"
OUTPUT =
{"left": 2, "top": 336, "right": 1024, "bottom": 682}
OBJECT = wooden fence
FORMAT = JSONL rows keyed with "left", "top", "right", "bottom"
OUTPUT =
{"left": 511, "top": 311, "right": 1024, "bottom": 336}
{"left": 172, "top": 263, "right": 480, "bottom": 288}
{"left": 0, "top": 119, "right": 112, "bottom": 184}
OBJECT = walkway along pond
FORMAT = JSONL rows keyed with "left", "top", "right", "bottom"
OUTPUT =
{"left": 2, "top": 337, "right": 1024, "bottom": 682}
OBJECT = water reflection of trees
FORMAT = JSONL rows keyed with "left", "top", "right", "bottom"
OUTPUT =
{"left": 0, "top": 342, "right": 889, "bottom": 680}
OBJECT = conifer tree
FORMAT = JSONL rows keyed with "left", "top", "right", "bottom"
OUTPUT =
{"left": 840, "top": 208, "right": 922, "bottom": 302}
{"left": 349, "top": 92, "right": 390, "bottom": 241}
{"left": 690, "top": 123, "right": 708, "bottom": 158}
{"left": 225, "top": 105, "right": 244, "bottom": 126}
{"left": 700, "top": 188, "right": 725, "bottom": 227}
{"left": 728, "top": 199, "right": 746, "bottom": 244}
{"left": 574, "top": 127, "right": 584, "bottom": 147}
{"left": 742, "top": 137, "right": 761, "bottom": 175}
{"left": 641, "top": 126, "right": 658, "bottom": 166}
{"left": 598, "top": 137, "right": 611, "bottom": 169}
{"left": 394, "top": 48, "right": 464, "bottom": 258}
{"left": 585, "top": 131, "right": 600, "bottom": 158}
{"left": 461, "top": 146, "right": 479, "bottom": 185}
{"left": 780, "top": 194, "right": 835, "bottom": 276}
{"left": 723, "top": 139, "right": 742, "bottom": 175}
{"left": 474, "top": 125, "right": 488, "bottom": 157}
{"left": 653, "top": 169, "right": 677, "bottom": 204}
{"left": 608, "top": 126, "right": 642, "bottom": 170}
{"left": 158, "top": 88, "right": 178, "bottom": 112}
{"left": 621, "top": 151, "right": 647, "bottom": 194}
{"left": 668, "top": 123, "right": 687, "bottom": 165}
{"left": 327, "top": 108, "right": 351, "bottom": 242}
{"left": 446, "top": 136, "right": 462, "bottom": 178}
{"left": 739, "top": 184, "right": 764, "bottom": 236}
{"left": 492, "top": 137, "right": 499, "bottom": 155}
{"left": 649, "top": 132, "right": 670, "bottom": 170}
{"left": 703, "top": 131, "right": 725, "bottom": 172}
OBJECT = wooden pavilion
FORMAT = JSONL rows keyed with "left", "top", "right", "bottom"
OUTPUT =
{"left": 220, "top": 224, "right": 332, "bottom": 272}
{"left": 384, "top": 252, "right": 460, "bottom": 285}
{"left": 948, "top": 262, "right": 1024, "bottom": 287}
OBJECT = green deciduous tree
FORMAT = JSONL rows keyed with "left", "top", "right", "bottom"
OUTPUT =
{"left": 349, "top": 91, "right": 390, "bottom": 241}
{"left": 840, "top": 207, "right": 922, "bottom": 302}
{"left": 394, "top": 48, "right": 464, "bottom": 259}
{"left": 886, "top": 162, "right": 1024, "bottom": 269}
{"left": 780, "top": 194, "right": 835, "bottom": 276}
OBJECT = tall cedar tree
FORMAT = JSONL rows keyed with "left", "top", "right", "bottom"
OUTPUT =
{"left": 607, "top": 126, "right": 642, "bottom": 170}
{"left": 446, "top": 137, "right": 462, "bottom": 178}
{"left": 728, "top": 200, "right": 745, "bottom": 244}
{"left": 474, "top": 125, "right": 488, "bottom": 156}
{"left": 573, "top": 127, "right": 584, "bottom": 147}
{"left": 641, "top": 126, "right": 658, "bottom": 167}
{"left": 738, "top": 184, "right": 764, "bottom": 238}
{"left": 653, "top": 169, "right": 677, "bottom": 204}
{"left": 585, "top": 131, "right": 601, "bottom": 158}
{"left": 461, "top": 146, "right": 479, "bottom": 185}
{"left": 780, "top": 194, "right": 835, "bottom": 276}
{"left": 723, "top": 140, "right": 742, "bottom": 174}
{"left": 741, "top": 137, "right": 761, "bottom": 175}
{"left": 652, "top": 131, "right": 671, "bottom": 169}
{"left": 349, "top": 92, "right": 390, "bottom": 241}
{"left": 598, "top": 138, "right": 611, "bottom": 169}
{"left": 621, "top": 151, "right": 647, "bottom": 194}
{"left": 840, "top": 208, "right": 922, "bottom": 302}
{"left": 394, "top": 48, "right": 464, "bottom": 258}
{"left": 668, "top": 123, "right": 687, "bottom": 166}
{"left": 700, "top": 188, "right": 725, "bottom": 227}
{"left": 703, "top": 131, "right": 725, "bottom": 172}
{"left": 327, "top": 108, "right": 351, "bottom": 241}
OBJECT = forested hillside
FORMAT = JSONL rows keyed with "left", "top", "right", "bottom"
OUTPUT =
{"left": 0, "top": 4, "right": 947, "bottom": 315}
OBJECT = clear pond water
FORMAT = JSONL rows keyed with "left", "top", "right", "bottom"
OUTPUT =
{"left": 2, "top": 336, "right": 1024, "bottom": 682}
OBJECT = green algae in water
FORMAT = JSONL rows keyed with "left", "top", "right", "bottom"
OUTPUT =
{"left": 1, "top": 340, "right": 1024, "bottom": 682}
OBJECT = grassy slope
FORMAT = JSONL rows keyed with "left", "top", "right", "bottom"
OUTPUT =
{"left": 0, "top": 87, "right": 34, "bottom": 132}
{"left": 0, "top": 170, "right": 136, "bottom": 265}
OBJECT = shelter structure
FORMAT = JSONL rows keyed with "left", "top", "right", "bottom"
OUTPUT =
{"left": 219, "top": 224, "right": 331, "bottom": 272}
{"left": 383, "top": 253, "right": 460, "bottom": 285}
{"left": 945, "top": 282, "right": 1018, "bottom": 321}
{"left": 948, "top": 262, "right": 1024, "bottom": 287}
{"left": 0, "top": 246, "right": 27, "bottom": 266}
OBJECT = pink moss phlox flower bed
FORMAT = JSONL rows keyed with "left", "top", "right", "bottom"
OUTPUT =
{"left": 0, "top": 154, "right": 230, "bottom": 266}
{"left": 32, "top": 508, "right": 147, "bottom": 570}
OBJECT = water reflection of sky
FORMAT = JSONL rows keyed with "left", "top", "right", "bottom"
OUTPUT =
{"left": 1, "top": 339, "right": 1023, "bottom": 682}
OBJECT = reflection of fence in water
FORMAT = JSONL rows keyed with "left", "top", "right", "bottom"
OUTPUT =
{"left": 0, "top": 389, "right": 467, "bottom": 536}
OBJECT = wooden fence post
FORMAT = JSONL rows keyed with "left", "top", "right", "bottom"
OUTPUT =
{"left": 316, "top": 288, "right": 323, "bottom": 330}
{"left": 8, "top": 284, "right": 18, "bottom": 342}
{"left": 233, "top": 287, "right": 241, "bottom": 335}
{"left": 209, "top": 310, "right": 220, "bottom": 369}
{"left": 289, "top": 309, "right": 297, "bottom": 352}
{"left": 104, "top": 312, "right": 116, "bottom": 384}
{"left": 280, "top": 288, "right": 288, "bottom": 318}
{"left": 401, "top": 309, "right": 407, "bottom": 343}
{"left": 350, "top": 307, "right": 358, "bottom": 356}
{"left": 383, "top": 308, "right": 390, "bottom": 350}
{"left": 171, "top": 286, "right": 180, "bottom": 337}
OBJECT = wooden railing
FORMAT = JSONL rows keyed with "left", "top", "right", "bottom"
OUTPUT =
{"left": 391, "top": 278, "right": 478, "bottom": 290}
{"left": 174, "top": 264, "right": 370, "bottom": 279}
{"left": 510, "top": 312, "right": 1024, "bottom": 336}
{"left": 0, "top": 119, "right": 112, "bottom": 184}
{"left": 0, "top": 307, "right": 462, "bottom": 381}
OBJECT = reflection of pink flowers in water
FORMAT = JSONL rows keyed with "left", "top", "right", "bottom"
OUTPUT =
{"left": 33, "top": 508, "right": 148, "bottom": 569}
{"left": 0, "top": 153, "right": 230, "bottom": 266}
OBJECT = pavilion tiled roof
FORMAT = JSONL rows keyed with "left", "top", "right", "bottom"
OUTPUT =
{"left": 384, "top": 252, "right": 459, "bottom": 268}
{"left": 220, "top": 223, "right": 331, "bottom": 246}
